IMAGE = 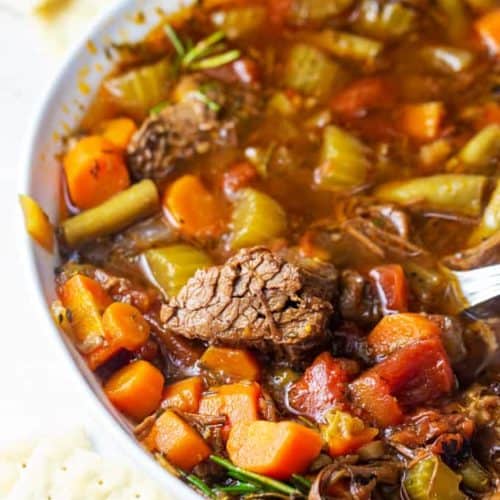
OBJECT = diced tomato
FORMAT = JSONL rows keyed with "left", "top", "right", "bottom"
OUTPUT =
{"left": 369, "top": 264, "right": 408, "bottom": 314}
{"left": 288, "top": 352, "right": 350, "bottom": 422}
{"left": 223, "top": 162, "right": 258, "bottom": 197}
{"left": 351, "top": 339, "right": 454, "bottom": 427}
{"left": 331, "top": 77, "right": 396, "bottom": 119}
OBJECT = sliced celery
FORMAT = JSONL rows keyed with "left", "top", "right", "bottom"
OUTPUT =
{"left": 303, "top": 29, "right": 383, "bottom": 62}
{"left": 404, "top": 455, "right": 466, "bottom": 500}
{"left": 104, "top": 59, "right": 172, "bottom": 119}
{"left": 230, "top": 188, "right": 287, "bottom": 249}
{"left": 354, "top": 0, "right": 416, "bottom": 40}
{"left": 452, "top": 124, "right": 500, "bottom": 174}
{"left": 437, "top": 0, "right": 468, "bottom": 41}
{"left": 267, "top": 92, "right": 298, "bottom": 116}
{"left": 459, "top": 458, "right": 490, "bottom": 492}
{"left": 214, "top": 6, "right": 267, "bottom": 39}
{"left": 284, "top": 43, "right": 346, "bottom": 98}
{"left": 289, "top": 0, "right": 354, "bottom": 23}
{"left": 145, "top": 244, "right": 213, "bottom": 297}
{"left": 469, "top": 180, "right": 500, "bottom": 246}
{"left": 375, "top": 174, "right": 486, "bottom": 216}
{"left": 315, "top": 126, "right": 370, "bottom": 189}
{"left": 420, "top": 45, "right": 474, "bottom": 73}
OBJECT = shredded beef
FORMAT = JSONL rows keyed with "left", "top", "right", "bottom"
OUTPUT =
{"left": 160, "top": 247, "right": 337, "bottom": 364}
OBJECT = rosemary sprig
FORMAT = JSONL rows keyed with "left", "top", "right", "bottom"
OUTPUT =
{"left": 210, "top": 455, "right": 303, "bottom": 497}
{"left": 164, "top": 24, "right": 241, "bottom": 72}
{"left": 190, "top": 49, "right": 241, "bottom": 70}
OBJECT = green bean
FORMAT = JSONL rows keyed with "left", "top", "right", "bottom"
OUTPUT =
{"left": 303, "top": 30, "right": 383, "bottom": 62}
{"left": 375, "top": 174, "right": 486, "bottom": 216}
{"left": 179, "top": 469, "right": 215, "bottom": 498}
{"left": 451, "top": 124, "right": 500, "bottom": 174}
{"left": 403, "top": 455, "right": 466, "bottom": 500}
{"left": 284, "top": 43, "right": 346, "bottom": 98}
{"left": 420, "top": 45, "right": 474, "bottom": 73}
{"left": 230, "top": 188, "right": 287, "bottom": 250}
{"left": 291, "top": 474, "right": 312, "bottom": 493}
{"left": 144, "top": 244, "right": 213, "bottom": 297}
{"left": 61, "top": 180, "right": 160, "bottom": 248}
{"left": 315, "top": 125, "right": 370, "bottom": 189}
{"left": 469, "top": 180, "right": 500, "bottom": 245}
{"left": 458, "top": 457, "right": 490, "bottom": 492}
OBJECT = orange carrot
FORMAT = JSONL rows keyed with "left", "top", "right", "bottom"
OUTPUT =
{"left": 199, "top": 382, "right": 261, "bottom": 438}
{"left": 369, "top": 264, "right": 408, "bottom": 313}
{"left": 475, "top": 8, "right": 500, "bottom": 56}
{"left": 96, "top": 118, "right": 138, "bottom": 150}
{"left": 321, "top": 410, "right": 378, "bottom": 457}
{"left": 104, "top": 360, "right": 164, "bottom": 421}
{"left": 63, "top": 136, "right": 130, "bottom": 210}
{"left": 227, "top": 420, "right": 322, "bottom": 479}
{"left": 151, "top": 410, "right": 211, "bottom": 470}
{"left": 164, "top": 175, "right": 224, "bottom": 239}
{"left": 200, "top": 346, "right": 261, "bottom": 381}
{"left": 223, "top": 162, "right": 258, "bottom": 196}
{"left": 87, "top": 302, "right": 151, "bottom": 370}
{"left": 400, "top": 102, "right": 445, "bottom": 141}
{"left": 60, "top": 275, "right": 112, "bottom": 347}
{"left": 367, "top": 313, "right": 441, "bottom": 357}
{"left": 19, "top": 195, "right": 54, "bottom": 252}
{"left": 162, "top": 376, "right": 204, "bottom": 413}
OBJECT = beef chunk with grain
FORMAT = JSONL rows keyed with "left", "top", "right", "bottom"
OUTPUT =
{"left": 127, "top": 77, "right": 261, "bottom": 182}
{"left": 160, "top": 247, "right": 337, "bottom": 364}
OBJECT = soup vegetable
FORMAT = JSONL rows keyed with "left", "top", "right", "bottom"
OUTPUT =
{"left": 22, "top": 0, "right": 500, "bottom": 498}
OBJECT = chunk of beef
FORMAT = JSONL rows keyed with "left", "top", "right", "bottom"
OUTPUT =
{"left": 339, "top": 269, "right": 381, "bottom": 326}
{"left": 160, "top": 247, "right": 337, "bottom": 364}
{"left": 127, "top": 78, "right": 261, "bottom": 181}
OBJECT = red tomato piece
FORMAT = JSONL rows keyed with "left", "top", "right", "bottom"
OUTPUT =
{"left": 369, "top": 264, "right": 408, "bottom": 314}
{"left": 288, "top": 352, "right": 350, "bottom": 422}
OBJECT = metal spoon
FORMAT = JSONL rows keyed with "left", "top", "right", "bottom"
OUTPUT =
{"left": 449, "top": 264, "right": 500, "bottom": 317}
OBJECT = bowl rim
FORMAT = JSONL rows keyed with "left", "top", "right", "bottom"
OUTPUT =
{"left": 18, "top": 2, "right": 202, "bottom": 498}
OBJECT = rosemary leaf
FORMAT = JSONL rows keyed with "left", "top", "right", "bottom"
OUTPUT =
{"left": 190, "top": 50, "right": 241, "bottom": 70}
{"left": 164, "top": 24, "right": 186, "bottom": 57}
{"left": 183, "top": 30, "right": 226, "bottom": 66}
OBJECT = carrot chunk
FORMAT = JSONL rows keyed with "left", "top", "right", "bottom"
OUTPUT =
{"left": 475, "top": 8, "right": 500, "bottom": 56}
{"left": 96, "top": 118, "right": 138, "bottom": 149}
{"left": 369, "top": 264, "right": 408, "bottom": 314}
{"left": 321, "top": 410, "right": 378, "bottom": 457}
{"left": 288, "top": 352, "right": 349, "bottom": 421}
{"left": 199, "top": 382, "right": 261, "bottom": 438}
{"left": 367, "top": 313, "right": 441, "bottom": 358}
{"left": 19, "top": 195, "right": 54, "bottom": 252}
{"left": 60, "top": 275, "right": 112, "bottom": 347}
{"left": 200, "top": 346, "right": 261, "bottom": 381}
{"left": 164, "top": 175, "right": 224, "bottom": 239}
{"left": 63, "top": 136, "right": 130, "bottom": 210}
{"left": 152, "top": 410, "right": 211, "bottom": 471}
{"left": 104, "top": 360, "right": 164, "bottom": 421}
{"left": 87, "top": 302, "right": 151, "bottom": 370}
{"left": 227, "top": 420, "right": 322, "bottom": 479}
{"left": 400, "top": 102, "right": 445, "bottom": 141}
{"left": 162, "top": 376, "right": 204, "bottom": 413}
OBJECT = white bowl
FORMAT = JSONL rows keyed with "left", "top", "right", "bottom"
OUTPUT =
{"left": 20, "top": 1, "right": 201, "bottom": 498}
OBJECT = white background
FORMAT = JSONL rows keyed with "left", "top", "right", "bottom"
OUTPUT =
{"left": 0, "top": 0, "right": 128, "bottom": 457}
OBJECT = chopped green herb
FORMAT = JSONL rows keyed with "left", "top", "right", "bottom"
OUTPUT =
{"left": 192, "top": 90, "right": 221, "bottom": 112}
{"left": 164, "top": 24, "right": 186, "bottom": 57}
{"left": 210, "top": 455, "right": 303, "bottom": 497}
{"left": 150, "top": 100, "right": 170, "bottom": 115}
{"left": 183, "top": 30, "right": 226, "bottom": 66}
{"left": 291, "top": 474, "right": 312, "bottom": 493}
{"left": 179, "top": 469, "right": 215, "bottom": 498}
{"left": 190, "top": 49, "right": 241, "bottom": 70}
{"left": 216, "top": 481, "right": 261, "bottom": 494}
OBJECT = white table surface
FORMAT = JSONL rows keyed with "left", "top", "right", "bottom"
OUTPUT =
{"left": 0, "top": 0, "right": 133, "bottom": 460}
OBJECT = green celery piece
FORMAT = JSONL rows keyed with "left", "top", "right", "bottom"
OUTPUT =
{"left": 375, "top": 174, "right": 486, "bottom": 217}
{"left": 145, "top": 245, "right": 213, "bottom": 297}
{"left": 454, "top": 124, "right": 500, "bottom": 174}
{"left": 404, "top": 455, "right": 466, "bottom": 500}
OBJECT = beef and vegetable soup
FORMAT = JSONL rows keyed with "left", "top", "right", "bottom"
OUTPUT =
{"left": 22, "top": 0, "right": 500, "bottom": 497}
